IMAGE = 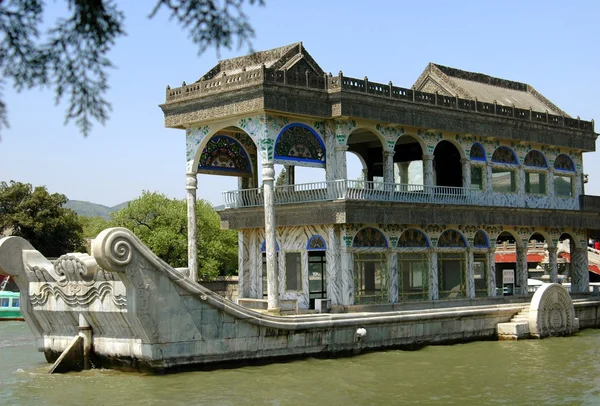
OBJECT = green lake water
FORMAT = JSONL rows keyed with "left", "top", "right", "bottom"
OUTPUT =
{"left": 2, "top": 321, "right": 600, "bottom": 405}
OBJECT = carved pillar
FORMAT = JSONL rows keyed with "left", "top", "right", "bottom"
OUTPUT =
{"left": 383, "top": 151, "right": 395, "bottom": 186}
{"left": 334, "top": 146, "right": 348, "bottom": 180}
{"left": 341, "top": 250, "right": 354, "bottom": 305}
{"left": 571, "top": 247, "right": 590, "bottom": 293}
{"left": 185, "top": 173, "right": 197, "bottom": 280}
{"left": 548, "top": 246, "right": 559, "bottom": 283}
{"left": 517, "top": 164, "right": 525, "bottom": 198}
{"left": 428, "top": 250, "right": 439, "bottom": 300}
{"left": 466, "top": 248, "right": 475, "bottom": 299}
{"left": 485, "top": 162, "right": 494, "bottom": 194}
{"left": 461, "top": 158, "right": 471, "bottom": 189}
{"left": 423, "top": 154, "right": 434, "bottom": 192}
{"left": 399, "top": 162, "right": 410, "bottom": 184}
{"left": 388, "top": 252, "right": 398, "bottom": 303}
{"left": 326, "top": 226, "right": 342, "bottom": 305}
{"left": 547, "top": 168, "right": 555, "bottom": 200}
{"left": 262, "top": 162, "right": 280, "bottom": 312}
{"left": 516, "top": 243, "right": 529, "bottom": 296}
{"left": 325, "top": 121, "right": 337, "bottom": 183}
{"left": 487, "top": 248, "right": 497, "bottom": 297}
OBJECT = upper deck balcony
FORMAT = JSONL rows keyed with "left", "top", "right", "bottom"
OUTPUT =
{"left": 222, "top": 179, "right": 580, "bottom": 211}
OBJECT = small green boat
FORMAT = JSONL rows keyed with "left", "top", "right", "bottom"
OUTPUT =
{"left": 0, "top": 290, "right": 23, "bottom": 321}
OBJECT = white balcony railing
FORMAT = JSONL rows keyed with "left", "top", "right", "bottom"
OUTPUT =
{"left": 223, "top": 180, "right": 481, "bottom": 209}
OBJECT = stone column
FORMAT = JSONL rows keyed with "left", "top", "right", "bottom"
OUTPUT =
{"left": 341, "top": 250, "right": 354, "bottom": 305}
{"left": 335, "top": 145, "right": 348, "bottom": 180}
{"left": 423, "top": 154, "right": 434, "bottom": 188}
{"left": 571, "top": 247, "right": 590, "bottom": 293}
{"left": 485, "top": 161, "right": 493, "bottom": 194}
{"left": 383, "top": 151, "right": 395, "bottom": 186}
{"left": 466, "top": 248, "right": 475, "bottom": 299}
{"left": 399, "top": 162, "right": 410, "bottom": 185}
{"left": 461, "top": 158, "right": 471, "bottom": 189}
{"left": 326, "top": 226, "right": 341, "bottom": 306}
{"left": 428, "top": 250, "right": 439, "bottom": 300}
{"left": 487, "top": 248, "right": 497, "bottom": 297}
{"left": 517, "top": 164, "right": 525, "bottom": 195}
{"left": 388, "top": 252, "right": 398, "bottom": 303}
{"left": 185, "top": 173, "right": 198, "bottom": 280}
{"left": 516, "top": 243, "right": 529, "bottom": 296}
{"left": 547, "top": 168, "right": 555, "bottom": 199}
{"left": 547, "top": 246, "right": 559, "bottom": 283}
{"left": 262, "top": 162, "right": 280, "bottom": 312}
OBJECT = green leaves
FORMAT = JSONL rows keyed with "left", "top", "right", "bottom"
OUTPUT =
{"left": 109, "top": 191, "right": 237, "bottom": 280}
{"left": 0, "top": 181, "right": 86, "bottom": 257}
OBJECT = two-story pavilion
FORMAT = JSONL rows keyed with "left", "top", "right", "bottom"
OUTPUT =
{"left": 160, "top": 42, "right": 598, "bottom": 313}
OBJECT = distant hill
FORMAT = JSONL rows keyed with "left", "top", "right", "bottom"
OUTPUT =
{"left": 64, "top": 200, "right": 128, "bottom": 219}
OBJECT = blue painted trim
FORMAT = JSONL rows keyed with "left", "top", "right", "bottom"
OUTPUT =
{"left": 492, "top": 146, "right": 518, "bottom": 165}
{"left": 261, "top": 240, "right": 280, "bottom": 252}
{"left": 470, "top": 142, "right": 487, "bottom": 161}
{"left": 306, "top": 235, "right": 327, "bottom": 251}
{"left": 274, "top": 123, "right": 326, "bottom": 164}
{"left": 397, "top": 228, "right": 430, "bottom": 248}
{"left": 198, "top": 135, "right": 252, "bottom": 174}
{"left": 553, "top": 154, "right": 576, "bottom": 172}
{"left": 524, "top": 149, "right": 548, "bottom": 168}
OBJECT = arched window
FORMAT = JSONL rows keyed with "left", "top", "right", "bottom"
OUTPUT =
{"left": 473, "top": 230, "right": 489, "bottom": 248}
{"left": 198, "top": 135, "right": 252, "bottom": 176}
{"left": 397, "top": 229, "right": 429, "bottom": 247}
{"left": 470, "top": 143, "right": 486, "bottom": 161}
{"left": 438, "top": 230, "right": 467, "bottom": 247}
{"left": 307, "top": 235, "right": 327, "bottom": 250}
{"left": 352, "top": 227, "right": 388, "bottom": 248}
{"left": 523, "top": 150, "right": 548, "bottom": 195}
{"left": 491, "top": 147, "right": 517, "bottom": 193}
{"left": 274, "top": 123, "right": 325, "bottom": 166}
{"left": 554, "top": 154, "right": 575, "bottom": 197}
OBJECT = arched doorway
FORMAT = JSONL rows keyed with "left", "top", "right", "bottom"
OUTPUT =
{"left": 433, "top": 140, "right": 462, "bottom": 187}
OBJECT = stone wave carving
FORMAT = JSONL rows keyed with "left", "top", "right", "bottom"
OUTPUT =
{"left": 30, "top": 282, "right": 126, "bottom": 308}
{"left": 529, "top": 283, "right": 577, "bottom": 338}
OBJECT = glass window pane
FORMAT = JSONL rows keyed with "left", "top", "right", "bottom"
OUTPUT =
{"left": 354, "top": 253, "right": 388, "bottom": 304}
{"left": 1, "top": 298, "right": 8, "bottom": 307}
{"left": 525, "top": 172, "right": 546, "bottom": 194}
{"left": 398, "top": 253, "right": 428, "bottom": 302}
{"left": 492, "top": 168, "right": 516, "bottom": 193}
{"left": 474, "top": 254, "right": 488, "bottom": 298}
{"left": 12, "top": 298, "right": 19, "bottom": 307}
{"left": 471, "top": 166, "right": 483, "bottom": 190}
{"left": 555, "top": 176, "right": 573, "bottom": 197}
{"left": 285, "top": 252, "right": 302, "bottom": 291}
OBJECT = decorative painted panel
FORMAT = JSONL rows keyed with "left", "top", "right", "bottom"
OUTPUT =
{"left": 492, "top": 146, "right": 518, "bottom": 164}
{"left": 352, "top": 227, "right": 388, "bottom": 248}
{"left": 470, "top": 142, "right": 486, "bottom": 161}
{"left": 438, "top": 229, "right": 467, "bottom": 248}
{"left": 375, "top": 124, "right": 404, "bottom": 151}
{"left": 307, "top": 235, "right": 327, "bottom": 250}
{"left": 186, "top": 125, "right": 211, "bottom": 172}
{"left": 397, "top": 229, "right": 429, "bottom": 247}
{"left": 197, "top": 135, "right": 252, "bottom": 176}
{"left": 554, "top": 154, "right": 575, "bottom": 171}
{"left": 274, "top": 123, "right": 325, "bottom": 164}
{"left": 473, "top": 230, "right": 489, "bottom": 248}
{"left": 524, "top": 150, "right": 547, "bottom": 167}
{"left": 334, "top": 119, "right": 357, "bottom": 145}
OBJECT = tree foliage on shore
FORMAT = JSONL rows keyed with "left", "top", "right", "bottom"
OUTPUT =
{"left": 110, "top": 191, "right": 237, "bottom": 280}
{"left": 0, "top": 181, "right": 85, "bottom": 257}
{"left": 0, "top": 0, "right": 264, "bottom": 136}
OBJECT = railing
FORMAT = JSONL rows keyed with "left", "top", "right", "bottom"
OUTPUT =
{"left": 223, "top": 180, "right": 477, "bottom": 208}
{"left": 165, "top": 68, "right": 594, "bottom": 132}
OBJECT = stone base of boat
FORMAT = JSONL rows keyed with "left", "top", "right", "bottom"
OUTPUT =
{"left": 1, "top": 228, "right": 600, "bottom": 374}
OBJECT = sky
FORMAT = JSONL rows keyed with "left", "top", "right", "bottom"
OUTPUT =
{"left": 1, "top": 0, "right": 598, "bottom": 207}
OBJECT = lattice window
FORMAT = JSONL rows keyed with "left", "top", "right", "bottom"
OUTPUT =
{"left": 198, "top": 135, "right": 252, "bottom": 175}
{"left": 438, "top": 230, "right": 467, "bottom": 248}
{"left": 354, "top": 253, "right": 388, "bottom": 304}
{"left": 554, "top": 154, "right": 575, "bottom": 171}
{"left": 352, "top": 228, "right": 388, "bottom": 248}
{"left": 398, "top": 253, "right": 429, "bottom": 302}
{"left": 307, "top": 235, "right": 327, "bottom": 251}
{"left": 274, "top": 124, "right": 325, "bottom": 163}
{"left": 524, "top": 150, "right": 547, "bottom": 167}
{"left": 470, "top": 143, "right": 486, "bottom": 161}
{"left": 473, "top": 230, "right": 488, "bottom": 248}
{"left": 396, "top": 229, "right": 429, "bottom": 247}
{"left": 438, "top": 253, "right": 466, "bottom": 299}
{"left": 491, "top": 146, "right": 518, "bottom": 164}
